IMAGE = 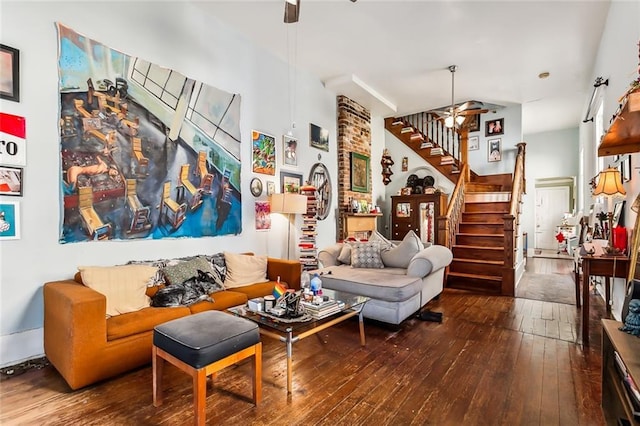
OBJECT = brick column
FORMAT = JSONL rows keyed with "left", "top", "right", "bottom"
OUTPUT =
{"left": 337, "top": 95, "right": 371, "bottom": 238}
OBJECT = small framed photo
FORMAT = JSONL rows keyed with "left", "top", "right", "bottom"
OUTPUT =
{"left": 466, "top": 114, "right": 480, "bottom": 132}
{"left": 310, "top": 123, "right": 329, "bottom": 152}
{"left": 485, "top": 118, "right": 504, "bottom": 136}
{"left": 0, "top": 201, "right": 20, "bottom": 240}
{"left": 350, "top": 152, "right": 370, "bottom": 193}
{"left": 280, "top": 171, "right": 303, "bottom": 193}
{"left": 0, "top": 44, "right": 20, "bottom": 102}
{"left": 266, "top": 181, "right": 275, "bottom": 196}
{"left": 468, "top": 136, "right": 479, "bottom": 151}
{"left": 283, "top": 135, "right": 298, "bottom": 166}
{"left": 488, "top": 138, "right": 502, "bottom": 162}
{"left": 0, "top": 166, "right": 23, "bottom": 196}
{"left": 249, "top": 177, "right": 263, "bottom": 197}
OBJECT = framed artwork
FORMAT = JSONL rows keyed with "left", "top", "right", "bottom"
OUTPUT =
{"left": 283, "top": 135, "right": 298, "bottom": 166}
{"left": 309, "top": 162, "right": 332, "bottom": 220}
{"left": 280, "top": 171, "right": 303, "bottom": 193}
{"left": 485, "top": 118, "right": 504, "bottom": 136}
{"left": 0, "top": 201, "right": 20, "bottom": 240}
{"left": 0, "top": 44, "right": 20, "bottom": 102}
{"left": 401, "top": 157, "right": 408, "bottom": 171}
{"left": 250, "top": 177, "right": 263, "bottom": 197}
{"left": 309, "top": 123, "right": 329, "bottom": 152}
{"left": 0, "top": 166, "right": 23, "bottom": 196}
{"left": 468, "top": 136, "right": 479, "bottom": 151}
{"left": 488, "top": 138, "right": 502, "bottom": 162}
{"left": 350, "top": 152, "right": 370, "bottom": 193}
{"left": 255, "top": 201, "right": 271, "bottom": 231}
{"left": 466, "top": 114, "right": 480, "bottom": 132}
{"left": 251, "top": 130, "right": 276, "bottom": 175}
{"left": 266, "top": 181, "right": 275, "bottom": 196}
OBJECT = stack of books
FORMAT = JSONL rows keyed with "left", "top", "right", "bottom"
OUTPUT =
{"left": 301, "top": 299, "right": 344, "bottom": 319}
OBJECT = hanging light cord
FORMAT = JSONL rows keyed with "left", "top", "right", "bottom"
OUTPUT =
{"left": 286, "top": 22, "right": 298, "bottom": 134}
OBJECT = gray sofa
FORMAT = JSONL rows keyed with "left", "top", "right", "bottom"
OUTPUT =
{"left": 316, "top": 239, "right": 453, "bottom": 325}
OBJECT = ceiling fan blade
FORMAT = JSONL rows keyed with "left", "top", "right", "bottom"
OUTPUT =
{"left": 284, "top": 0, "right": 300, "bottom": 23}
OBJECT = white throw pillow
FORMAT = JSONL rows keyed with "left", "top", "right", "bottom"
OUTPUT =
{"left": 223, "top": 252, "right": 269, "bottom": 288}
{"left": 337, "top": 243, "right": 352, "bottom": 265}
{"left": 368, "top": 230, "right": 395, "bottom": 250}
{"left": 79, "top": 265, "right": 156, "bottom": 317}
{"left": 381, "top": 230, "right": 424, "bottom": 268}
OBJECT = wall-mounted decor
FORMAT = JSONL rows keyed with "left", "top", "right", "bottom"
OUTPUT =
{"left": 0, "top": 166, "right": 23, "bottom": 196}
{"left": 0, "top": 44, "right": 20, "bottom": 102}
{"left": 310, "top": 123, "right": 329, "bottom": 152}
{"left": 266, "top": 181, "right": 275, "bottom": 196}
{"left": 255, "top": 201, "right": 271, "bottom": 231}
{"left": 488, "top": 138, "right": 502, "bottom": 162}
{"left": 309, "top": 162, "right": 332, "bottom": 220}
{"left": 401, "top": 157, "right": 408, "bottom": 171}
{"left": 280, "top": 171, "right": 303, "bottom": 193}
{"left": 57, "top": 24, "right": 242, "bottom": 243}
{"left": 351, "top": 152, "right": 370, "bottom": 193}
{"left": 252, "top": 130, "right": 276, "bottom": 175}
{"left": 0, "top": 112, "right": 27, "bottom": 166}
{"left": 468, "top": 135, "right": 479, "bottom": 151}
{"left": 0, "top": 201, "right": 20, "bottom": 240}
{"left": 466, "top": 114, "right": 480, "bottom": 132}
{"left": 250, "top": 177, "right": 263, "bottom": 197}
{"left": 283, "top": 135, "right": 297, "bottom": 166}
{"left": 380, "top": 149, "right": 394, "bottom": 185}
{"left": 485, "top": 118, "right": 504, "bottom": 136}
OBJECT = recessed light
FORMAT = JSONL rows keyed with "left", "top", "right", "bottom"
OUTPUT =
{"left": 538, "top": 71, "right": 550, "bottom": 79}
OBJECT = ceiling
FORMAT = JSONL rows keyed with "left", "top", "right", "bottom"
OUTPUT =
{"left": 195, "top": 0, "right": 611, "bottom": 135}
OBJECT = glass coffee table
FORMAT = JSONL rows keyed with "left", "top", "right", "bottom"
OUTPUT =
{"left": 228, "top": 288, "right": 369, "bottom": 394}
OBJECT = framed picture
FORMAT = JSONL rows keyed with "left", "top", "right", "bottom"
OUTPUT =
{"left": 0, "top": 201, "right": 20, "bottom": 240}
{"left": 488, "top": 138, "right": 502, "bottom": 162}
{"left": 249, "top": 177, "right": 263, "bottom": 197}
{"left": 266, "top": 181, "right": 275, "bottom": 196}
{"left": 468, "top": 136, "right": 479, "bottom": 151}
{"left": 280, "top": 171, "right": 303, "bottom": 193}
{"left": 485, "top": 118, "right": 504, "bottom": 136}
{"left": 401, "top": 157, "right": 408, "bottom": 171}
{"left": 466, "top": 114, "right": 480, "bottom": 132}
{"left": 0, "top": 166, "right": 23, "bottom": 196}
{"left": 622, "top": 156, "right": 632, "bottom": 183}
{"left": 350, "top": 152, "right": 370, "bottom": 193}
{"left": 255, "top": 201, "right": 271, "bottom": 231}
{"left": 0, "top": 44, "right": 20, "bottom": 102}
{"left": 251, "top": 130, "right": 276, "bottom": 175}
{"left": 283, "top": 135, "right": 298, "bottom": 166}
{"left": 309, "top": 123, "right": 329, "bottom": 152}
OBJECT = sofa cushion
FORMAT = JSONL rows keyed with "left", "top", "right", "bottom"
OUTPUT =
{"left": 127, "top": 253, "right": 227, "bottom": 286}
{"left": 78, "top": 265, "right": 156, "bottom": 317}
{"left": 351, "top": 241, "right": 384, "bottom": 269}
{"left": 223, "top": 252, "right": 269, "bottom": 288}
{"left": 319, "top": 243, "right": 344, "bottom": 267}
{"left": 161, "top": 256, "right": 218, "bottom": 286}
{"left": 369, "top": 230, "right": 395, "bottom": 250}
{"left": 381, "top": 230, "right": 423, "bottom": 268}
{"left": 407, "top": 245, "right": 453, "bottom": 277}
{"left": 189, "top": 290, "right": 249, "bottom": 314}
{"left": 337, "top": 244, "right": 352, "bottom": 265}
{"left": 106, "top": 305, "right": 191, "bottom": 340}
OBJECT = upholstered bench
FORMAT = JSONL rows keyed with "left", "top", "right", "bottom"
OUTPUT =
{"left": 152, "top": 311, "right": 262, "bottom": 426}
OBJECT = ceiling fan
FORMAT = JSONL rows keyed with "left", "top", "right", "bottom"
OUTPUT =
{"left": 429, "top": 65, "right": 490, "bottom": 129}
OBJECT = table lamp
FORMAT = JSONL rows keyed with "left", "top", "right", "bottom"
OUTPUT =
{"left": 270, "top": 193, "right": 307, "bottom": 259}
{"left": 593, "top": 167, "right": 626, "bottom": 254}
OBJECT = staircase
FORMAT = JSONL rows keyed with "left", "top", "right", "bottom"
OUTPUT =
{"left": 385, "top": 114, "right": 526, "bottom": 296}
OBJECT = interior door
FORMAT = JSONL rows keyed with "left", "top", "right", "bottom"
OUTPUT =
{"left": 535, "top": 186, "right": 570, "bottom": 250}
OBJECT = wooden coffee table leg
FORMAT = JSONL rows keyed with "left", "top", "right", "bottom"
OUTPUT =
{"left": 359, "top": 310, "right": 366, "bottom": 346}
{"left": 286, "top": 330, "right": 293, "bottom": 394}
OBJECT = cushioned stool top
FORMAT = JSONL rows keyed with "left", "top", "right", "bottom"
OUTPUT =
{"left": 153, "top": 311, "right": 259, "bottom": 369}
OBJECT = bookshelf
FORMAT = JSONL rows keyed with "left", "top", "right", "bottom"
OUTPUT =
{"left": 299, "top": 184, "right": 318, "bottom": 271}
{"left": 602, "top": 319, "right": 640, "bottom": 425}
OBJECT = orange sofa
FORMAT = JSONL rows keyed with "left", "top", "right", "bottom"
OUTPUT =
{"left": 43, "top": 257, "right": 301, "bottom": 390}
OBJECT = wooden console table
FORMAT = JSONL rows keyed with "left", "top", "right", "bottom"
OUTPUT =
{"left": 581, "top": 255, "right": 629, "bottom": 345}
{"left": 342, "top": 213, "right": 382, "bottom": 240}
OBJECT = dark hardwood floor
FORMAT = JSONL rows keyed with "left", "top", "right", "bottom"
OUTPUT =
{"left": 0, "top": 257, "right": 607, "bottom": 425}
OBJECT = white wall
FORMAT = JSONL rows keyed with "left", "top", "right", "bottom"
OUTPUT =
{"left": 578, "top": 0, "right": 640, "bottom": 320}
{"left": 0, "top": 1, "right": 339, "bottom": 366}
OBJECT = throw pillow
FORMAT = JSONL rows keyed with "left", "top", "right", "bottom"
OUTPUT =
{"left": 79, "top": 265, "right": 156, "bottom": 317}
{"left": 161, "top": 256, "right": 216, "bottom": 286}
{"left": 368, "top": 230, "right": 395, "bottom": 250}
{"left": 337, "top": 243, "right": 352, "bottom": 265}
{"left": 381, "top": 230, "right": 424, "bottom": 268}
{"left": 223, "top": 252, "right": 269, "bottom": 288}
{"left": 350, "top": 241, "right": 384, "bottom": 269}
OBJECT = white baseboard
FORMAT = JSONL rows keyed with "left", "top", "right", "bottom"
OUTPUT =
{"left": 0, "top": 328, "right": 44, "bottom": 368}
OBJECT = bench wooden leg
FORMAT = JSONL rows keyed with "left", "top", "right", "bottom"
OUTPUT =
{"left": 253, "top": 342, "right": 262, "bottom": 405}
{"left": 152, "top": 345, "right": 164, "bottom": 407}
{"left": 194, "top": 368, "right": 206, "bottom": 426}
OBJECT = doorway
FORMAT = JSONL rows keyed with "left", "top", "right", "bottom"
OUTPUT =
{"left": 534, "top": 178, "right": 574, "bottom": 251}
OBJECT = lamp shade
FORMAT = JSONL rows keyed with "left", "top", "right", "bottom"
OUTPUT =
{"left": 593, "top": 167, "right": 626, "bottom": 197}
{"left": 270, "top": 193, "right": 307, "bottom": 214}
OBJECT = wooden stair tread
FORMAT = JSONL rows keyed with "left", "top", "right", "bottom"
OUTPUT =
{"left": 457, "top": 233, "right": 504, "bottom": 237}
{"left": 453, "top": 258, "right": 503, "bottom": 265}
{"left": 459, "top": 221, "right": 503, "bottom": 225}
{"left": 453, "top": 245, "right": 503, "bottom": 251}
{"left": 447, "top": 271, "right": 502, "bottom": 281}
{"left": 462, "top": 211, "right": 508, "bottom": 215}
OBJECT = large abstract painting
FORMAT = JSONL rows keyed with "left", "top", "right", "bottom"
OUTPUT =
{"left": 57, "top": 24, "right": 242, "bottom": 243}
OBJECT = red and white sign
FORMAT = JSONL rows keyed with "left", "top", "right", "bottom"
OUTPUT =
{"left": 0, "top": 113, "right": 26, "bottom": 166}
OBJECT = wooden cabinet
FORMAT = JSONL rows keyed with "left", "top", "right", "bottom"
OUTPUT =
{"left": 391, "top": 194, "right": 446, "bottom": 244}
{"left": 342, "top": 213, "right": 382, "bottom": 240}
{"left": 602, "top": 319, "right": 640, "bottom": 425}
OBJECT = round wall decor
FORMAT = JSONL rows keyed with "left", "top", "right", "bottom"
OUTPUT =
{"left": 250, "top": 177, "right": 263, "bottom": 197}
{"left": 308, "top": 163, "right": 332, "bottom": 220}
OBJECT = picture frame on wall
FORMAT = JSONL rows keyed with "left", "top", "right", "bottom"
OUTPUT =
{"left": 309, "top": 123, "right": 329, "bottom": 152}
{"left": 466, "top": 114, "right": 480, "bottom": 133}
{"left": 468, "top": 136, "right": 479, "bottom": 151}
{"left": 0, "top": 44, "right": 20, "bottom": 102}
{"left": 266, "top": 181, "right": 275, "bottom": 196}
{"left": 350, "top": 152, "right": 370, "bottom": 193}
{"left": 0, "top": 201, "right": 20, "bottom": 240}
{"left": 485, "top": 118, "right": 504, "bottom": 136}
{"left": 488, "top": 138, "right": 502, "bottom": 162}
{"left": 280, "top": 171, "right": 303, "bottom": 193}
{"left": 251, "top": 130, "right": 276, "bottom": 175}
{"left": 283, "top": 135, "right": 298, "bottom": 166}
{"left": 0, "top": 166, "right": 23, "bottom": 196}
{"left": 249, "top": 177, "right": 263, "bottom": 197}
